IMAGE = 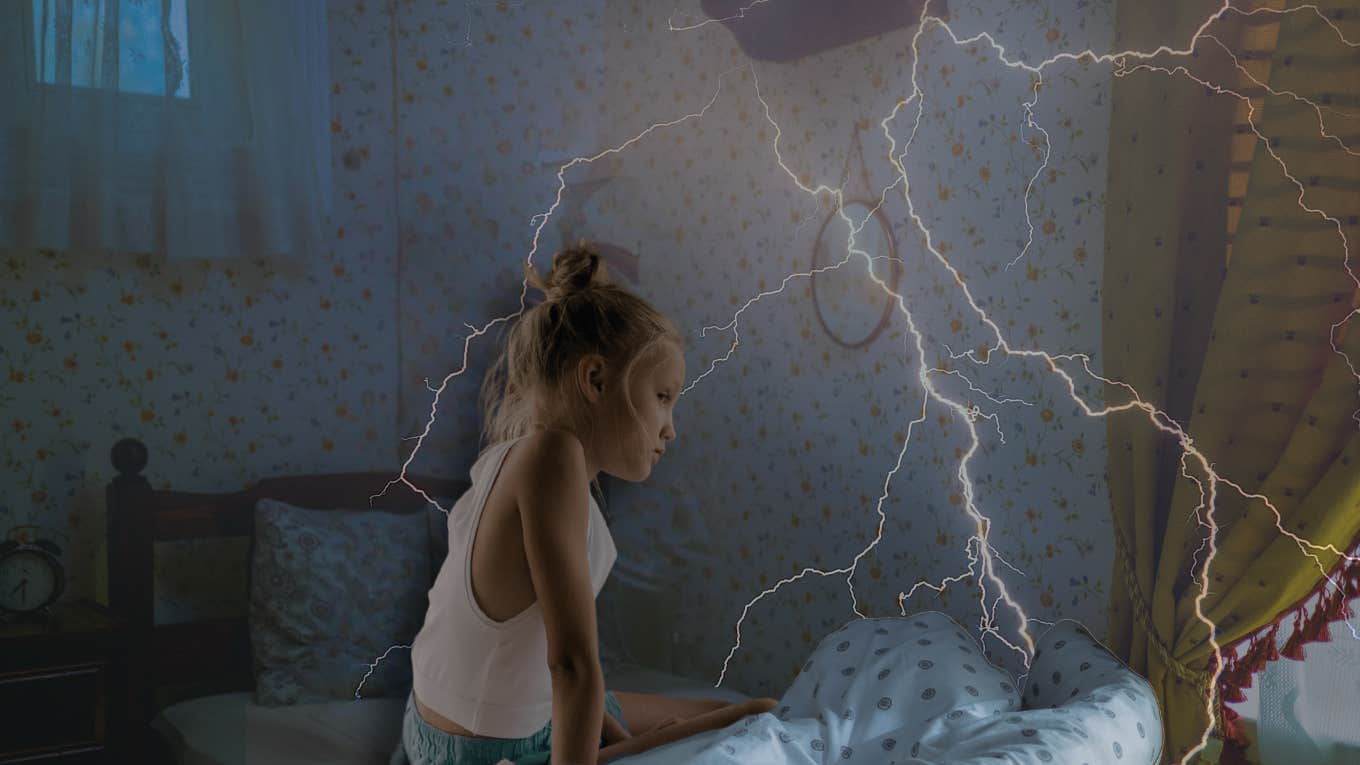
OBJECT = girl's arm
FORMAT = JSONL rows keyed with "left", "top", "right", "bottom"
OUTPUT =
{"left": 601, "top": 708, "right": 632, "bottom": 745}
{"left": 595, "top": 698, "right": 778, "bottom": 763}
{"left": 489, "top": 700, "right": 776, "bottom": 765}
{"left": 517, "top": 431, "right": 609, "bottom": 764}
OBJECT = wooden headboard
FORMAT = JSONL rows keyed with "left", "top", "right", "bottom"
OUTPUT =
{"left": 105, "top": 437, "right": 469, "bottom": 760}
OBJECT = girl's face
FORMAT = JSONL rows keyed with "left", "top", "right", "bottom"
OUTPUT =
{"left": 597, "top": 340, "right": 684, "bottom": 482}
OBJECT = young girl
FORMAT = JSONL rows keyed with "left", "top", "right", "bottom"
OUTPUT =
{"left": 394, "top": 245, "right": 778, "bottom": 765}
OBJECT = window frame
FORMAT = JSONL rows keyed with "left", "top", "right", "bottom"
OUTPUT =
{"left": 20, "top": 0, "right": 254, "bottom": 146}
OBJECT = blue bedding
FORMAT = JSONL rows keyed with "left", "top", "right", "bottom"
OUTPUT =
{"left": 608, "top": 611, "right": 1162, "bottom": 764}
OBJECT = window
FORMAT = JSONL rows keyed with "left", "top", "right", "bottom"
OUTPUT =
{"left": 1230, "top": 565, "right": 1360, "bottom": 762}
{"left": 31, "top": 0, "right": 191, "bottom": 99}
{"left": 2, "top": 0, "right": 333, "bottom": 259}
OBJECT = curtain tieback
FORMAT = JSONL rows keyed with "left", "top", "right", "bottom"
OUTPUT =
{"left": 1113, "top": 522, "right": 1216, "bottom": 696}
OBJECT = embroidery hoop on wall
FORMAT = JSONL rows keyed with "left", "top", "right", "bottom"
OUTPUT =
{"left": 810, "top": 124, "right": 902, "bottom": 349}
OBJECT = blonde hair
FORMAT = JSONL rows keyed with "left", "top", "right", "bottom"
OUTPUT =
{"left": 478, "top": 244, "right": 685, "bottom": 491}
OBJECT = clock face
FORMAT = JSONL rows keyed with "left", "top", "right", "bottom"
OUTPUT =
{"left": 0, "top": 550, "right": 58, "bottom": 612}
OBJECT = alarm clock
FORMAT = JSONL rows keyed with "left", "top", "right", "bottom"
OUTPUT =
{"left": 0, "top": 526, "right": 66, "bottom": 621}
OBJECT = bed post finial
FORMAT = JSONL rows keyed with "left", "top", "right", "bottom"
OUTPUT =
{"left": 111, "top": 438, "right": 148, "bottom": 477}
{"left": 107, "top": 436, "right": 154, "bottom": 760}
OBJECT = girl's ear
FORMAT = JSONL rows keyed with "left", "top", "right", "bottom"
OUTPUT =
{"left": 578, "top": 353, "right": 608, "bottom": 403}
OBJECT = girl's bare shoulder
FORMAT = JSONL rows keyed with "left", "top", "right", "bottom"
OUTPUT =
{"left": 510, "top": 427, "right": 586, "bottom": 464}
{"left": 502, "top": 428, "right": 587, "bottom": 498}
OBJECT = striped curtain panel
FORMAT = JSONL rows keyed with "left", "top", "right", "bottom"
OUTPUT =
{"left": 1101, "top": 0, "right": 1360, "bottom": 762}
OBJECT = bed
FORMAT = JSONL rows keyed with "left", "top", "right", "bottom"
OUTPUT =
{"left": 104, "top": 437, "right": 752, "bottom": 765}
{"left": 106, "top": 435, "right": 1163, "bottom": 765}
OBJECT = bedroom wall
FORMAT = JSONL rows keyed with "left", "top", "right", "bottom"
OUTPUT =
{"left": 390, "top": 0, "right": 1119, "bottom": 698}
{"left": 0, "top": 3, "right": 404, "bottom": 622}
{"left": 596, "top": 0, "right": 1117, "bottom": 696}
{"left": 0, "top": 0, "right": 1119, "bottom": 701}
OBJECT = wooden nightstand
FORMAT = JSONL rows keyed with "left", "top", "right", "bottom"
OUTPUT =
{"left": 0, "top": 598, "right": 127, "bottom": 763}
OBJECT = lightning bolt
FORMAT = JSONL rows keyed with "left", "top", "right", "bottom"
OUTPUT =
{"left": 667, "top": 1, "right": 774, "bottom": 33}
{"left": 354, "top": 66, "right": 741, "bottom": 700}
{"left": 355, "top": 643, "right": 411, "bottom": 700}
{"left": 359, "top": 3, "right": 1359, "bottom": 763}
{"left": 443, "top": 1, "right": 529, "bottom": 52}
{"left": 698, "top": 62, "right": 1043, "bottom": 685}
{"left": 672, "top": 3, "right": 1359, "bottom": 763}
{"left": 1202, "top": 32, "right": 1358, "bottom": 157}
{"left": 876, "top": 5, "right": 1357, "bottom": 760}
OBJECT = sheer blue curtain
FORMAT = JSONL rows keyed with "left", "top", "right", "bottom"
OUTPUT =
{"left": 1241, "top": 582, "right": 1360, "bottom": 763}
{"left": 0, "top": 0, "right": 332, "bottom": 259}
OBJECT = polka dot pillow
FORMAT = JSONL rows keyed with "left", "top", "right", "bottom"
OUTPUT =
{"left": 603, "top": 612, "right": 1162, "bottom": 764}
{"left": 783, "top": 614, "right": 1162, "bottom": 764}
{"left": 1012, "top": 618, "right": 1163, "bottom": 764}
{"left": 772, "top": 612, "right": 1019, "bottom": 749}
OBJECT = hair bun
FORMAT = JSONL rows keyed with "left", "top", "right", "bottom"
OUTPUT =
{"left": 536, "top": 244, "right": 609, "bottom": 303}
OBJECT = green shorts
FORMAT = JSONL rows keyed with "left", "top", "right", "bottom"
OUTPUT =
{"left": 392, "top": 689, "right": 628, "bottom": 765}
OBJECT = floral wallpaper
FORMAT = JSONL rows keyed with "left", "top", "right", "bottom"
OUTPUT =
{"left": 1, "top": 0, "right": 1120, "bottom": 703}
{"left": 583, "top": 0, "right": 1117, "bottom": 696}
{"left": 386, "top": 0, "right": 1115, "bottom": 694}
{"left": 1, "top": 0, "right": 403, "bottom": 621}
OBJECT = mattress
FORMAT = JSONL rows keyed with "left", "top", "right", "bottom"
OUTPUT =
{"left": 149, "top": 666, "right": 754, "bottom": 765}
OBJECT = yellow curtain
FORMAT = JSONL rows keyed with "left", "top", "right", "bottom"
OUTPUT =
{"left": 1102, "top": 1, "right": 1360, "bottom": 763}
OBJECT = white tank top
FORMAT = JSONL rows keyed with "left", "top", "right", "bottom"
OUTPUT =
{"left": 410, "top": 434, "right": 617, "bottom": 738}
